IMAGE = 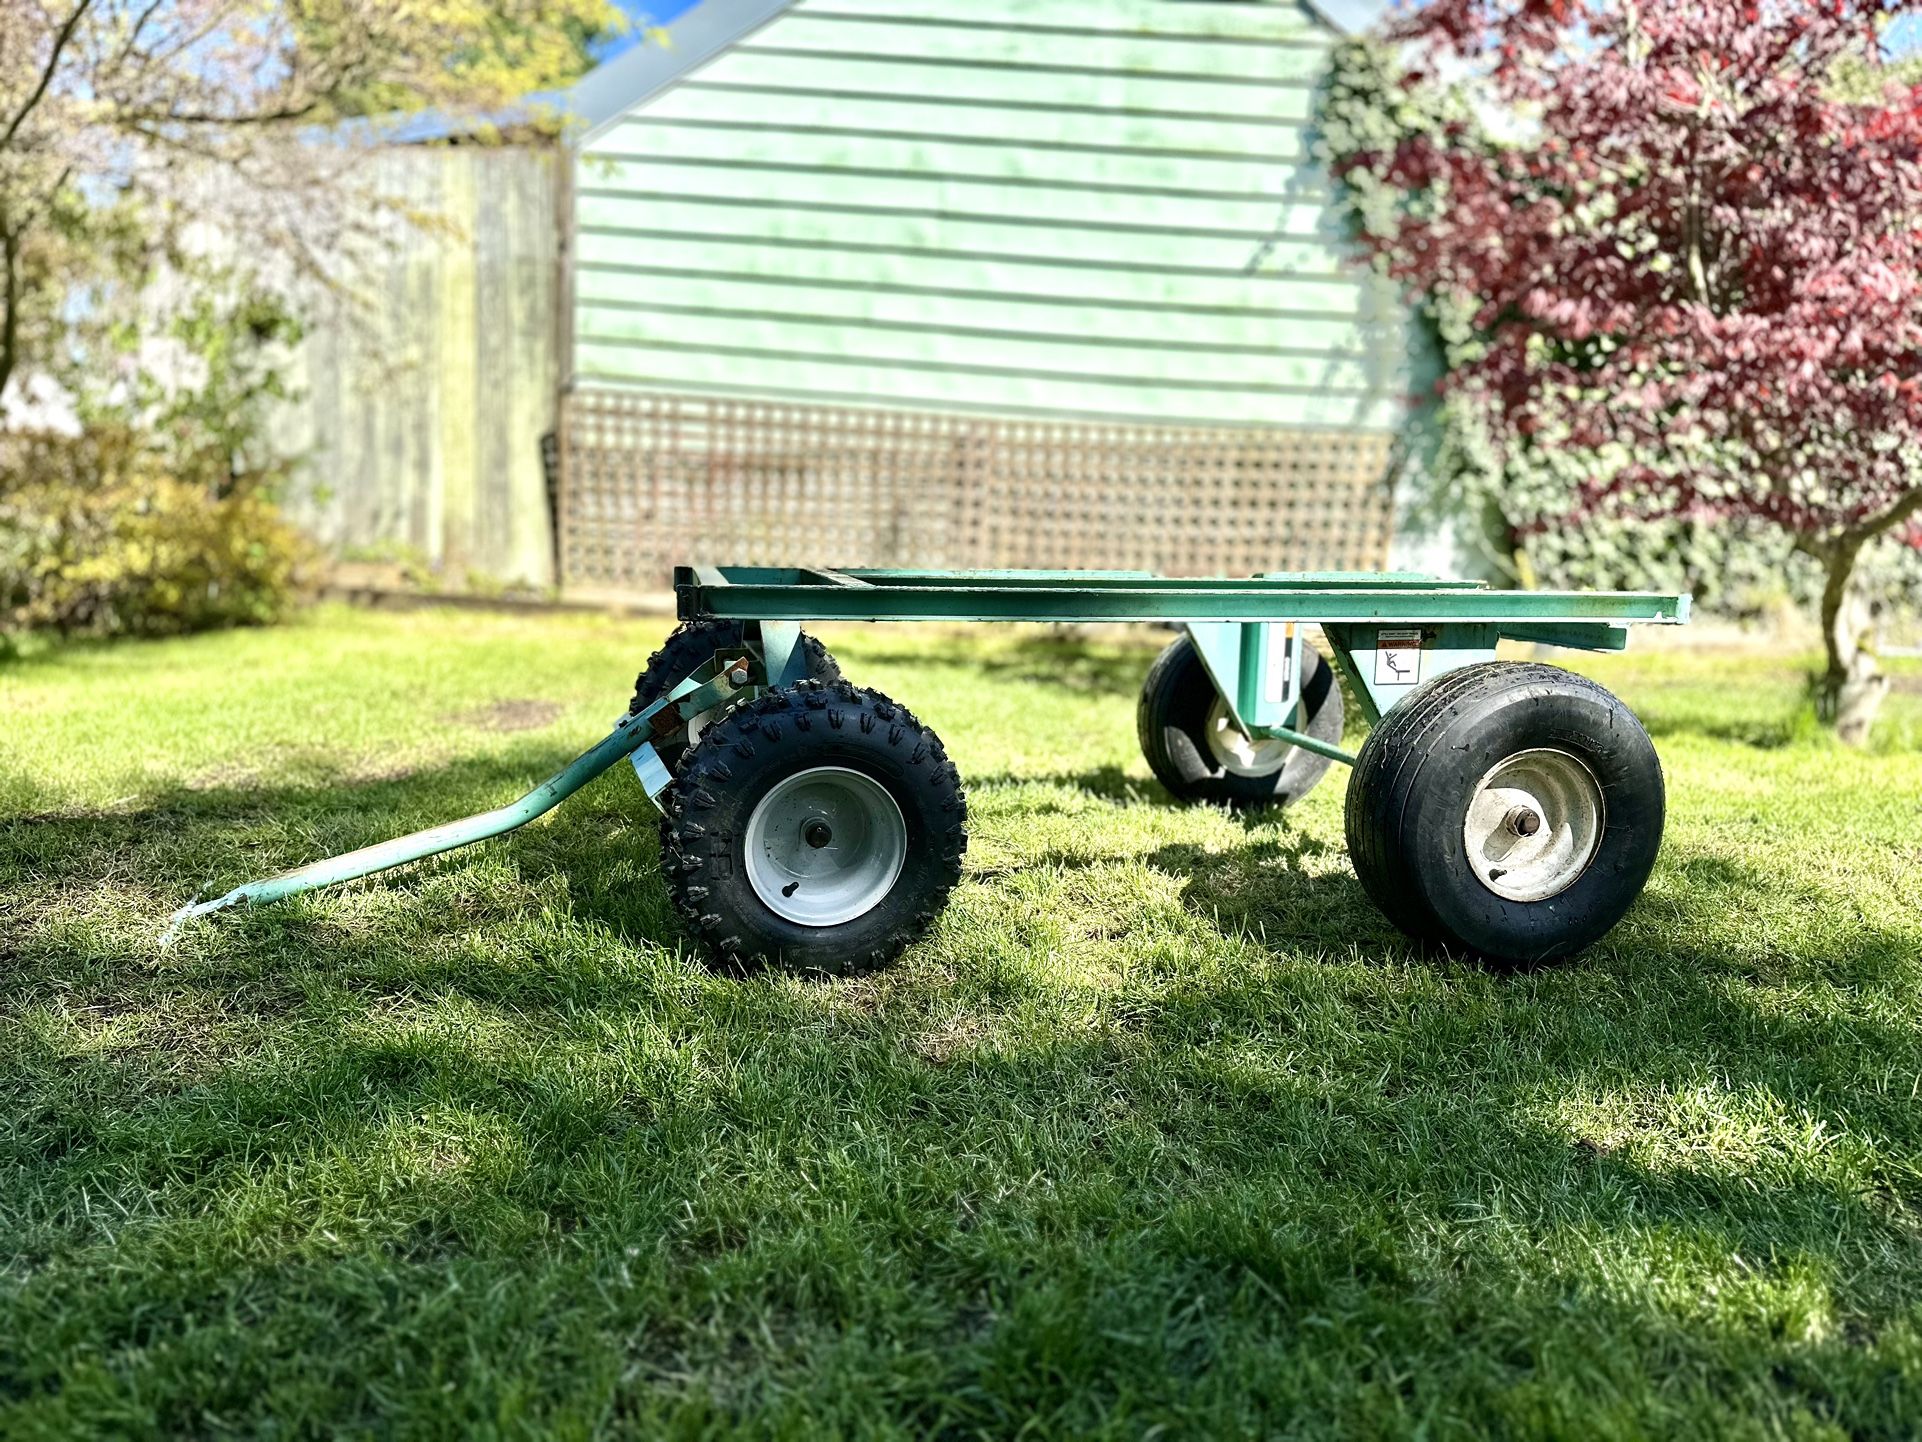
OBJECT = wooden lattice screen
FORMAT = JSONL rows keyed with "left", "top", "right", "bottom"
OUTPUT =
{"left": 559, "top": 389, "right": 1397, "bottom": 593}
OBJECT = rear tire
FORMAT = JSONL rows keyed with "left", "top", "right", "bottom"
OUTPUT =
{"left": 631, "top": 619, "right": 839, "bottom": 773}
{"left": 1344, "top": 661, "right": 1665, "bottom": 965}
{"left": 1137, "top": 633, "right": 1343, "bottom": 809}
{"left": 661, "top": 680, "right": 967, "bottom": 974}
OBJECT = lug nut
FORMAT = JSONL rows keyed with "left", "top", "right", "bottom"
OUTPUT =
{"left": 1504, "top": 806, "right": 1543, "bottom": 838}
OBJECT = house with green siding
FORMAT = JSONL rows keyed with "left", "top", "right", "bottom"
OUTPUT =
{"left": 570, "top": 0, "right": 1396, "bottom": 420}
{"left": 279, "top": 0, "right": 1413, "bottom": 593}
{"left": 568, "top": 0, "right": 1399, "bottom": 421}
{"left": 553, "top": 0, "right": 1413, "bottom": 590}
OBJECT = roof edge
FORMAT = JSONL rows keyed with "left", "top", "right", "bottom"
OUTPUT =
{"left": 567, "top": 0, "right": 800, "bottom": 145}
{"left": 1302, "top": 0, "right": 1388, "bottom": 35}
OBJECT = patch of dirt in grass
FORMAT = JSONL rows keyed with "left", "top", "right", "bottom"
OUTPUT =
{"left": 186, "top": 758, "right": 265, "bottom": 790}
{"left": 906, "top": 1012, "right": 1008, "bottom": 1065}
{"left": 1573, "top": 1135, "right": 1627, "bottom": 1159}
{"left": 343, "top": 759, "right": 418, "bottom": 785}
{"left": 905, "top": 1023, "right": 972, "bottom": 1066}
{"left": 445, "top": 699, "right": 564, "bottom": 732}
{"left": 184, "top": 741, "right": 338, "bottom": 792}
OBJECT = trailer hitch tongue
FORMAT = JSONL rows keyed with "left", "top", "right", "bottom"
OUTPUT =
{"left": 159, "top": 708, "right": 665, "bottom": 947}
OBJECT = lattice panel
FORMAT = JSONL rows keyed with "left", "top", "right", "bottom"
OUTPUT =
{"left": 560, "top": 390, "right": 1396, "bottom": 591}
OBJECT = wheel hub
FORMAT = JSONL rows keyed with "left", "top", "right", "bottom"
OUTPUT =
{"left": 1463, "top": 747, "right": 1605, "bottom": 903}
{"left": 1504, "top": 806, "right": 1542, "bottom": 838}
{"left": 1202, "top": 696, "right": 1295, "bottom": 778}
{"left": 745, "top": 767, "right": 907, "bottom": 927}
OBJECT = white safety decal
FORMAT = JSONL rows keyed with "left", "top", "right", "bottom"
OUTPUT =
{"left": 1374, "top": 628, "right": 1423, "bottom": 687}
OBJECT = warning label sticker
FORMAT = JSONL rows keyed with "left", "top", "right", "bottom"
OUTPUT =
{"left": 1374, "top": 628, "right": 1423, "bottom": 687}
{"left": 1262, "top": 623, "right": 1296, "bottom": 706}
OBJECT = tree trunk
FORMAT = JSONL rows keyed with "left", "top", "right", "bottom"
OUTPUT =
{"left": 0, "top": 224, "right": 18, "bottom": 415}
{"left": 1815, "top": 540, "right": 1888, "bottom": 747}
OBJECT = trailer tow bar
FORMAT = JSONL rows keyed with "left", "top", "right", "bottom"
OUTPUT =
{"left": 160, "top": 655, "right": 761, "bottom": 946}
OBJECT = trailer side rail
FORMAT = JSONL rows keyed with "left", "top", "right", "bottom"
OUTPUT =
{"left": 675, "top": 566, "right": 1690, "bottom": 630}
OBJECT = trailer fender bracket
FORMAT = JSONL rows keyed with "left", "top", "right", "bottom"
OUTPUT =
{"left": 1184, "top": 621, "right": 1305, "bottom": 734}
{"left": 1322, "top": 623, "right": 1502, "bottom": 724}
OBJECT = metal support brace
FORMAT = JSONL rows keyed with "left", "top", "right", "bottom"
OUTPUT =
{"left": 755, "top": 620, "right": 807, "bottom": 686}
{"left": 1321, "top": 622, "right": 1502, "bottom": 723}
{"left": 1259, "top": 723, "right": 1357, "bottom": 767}
{"left": 1185, "top": 621, "right": 1304, "bottom": 732}
{"left": 164, "top": 657, "right": 766, "bottom": 942}
{"left": 630, "top": 652, "right": 766, "bottom": 810}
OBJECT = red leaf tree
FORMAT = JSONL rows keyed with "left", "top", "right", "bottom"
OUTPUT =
{"left": 1350, "top": 0, "right": 1922, "bottom": 742}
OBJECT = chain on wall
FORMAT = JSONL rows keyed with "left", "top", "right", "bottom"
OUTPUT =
{"left": 559, "top": 389, "right": 1397, "bottom": 592}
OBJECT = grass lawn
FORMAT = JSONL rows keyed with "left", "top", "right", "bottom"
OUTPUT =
{"left": 3, "top": 604, "right": 1922, "bottom": 1440}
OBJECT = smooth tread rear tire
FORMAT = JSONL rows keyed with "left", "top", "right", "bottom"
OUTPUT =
{"left": 1344, "top": 661, "right": 1665, "bottom": 966}
{"left": 1137, "top": 633, "right": 1343, "bottom": 809}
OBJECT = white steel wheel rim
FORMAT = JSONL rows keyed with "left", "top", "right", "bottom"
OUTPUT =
{"left": 1463, "top": 747, "right": 1605, "bottom": 903}
{"left": 1203, "top": 696, "right": 1295, "bottom": 778}
{"left": 745, "top": 766, "right": 908, "bottom": 927}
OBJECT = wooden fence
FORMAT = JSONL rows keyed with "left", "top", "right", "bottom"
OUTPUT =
{"left": 270, "top": 145, "right": 563, "bottom": 589}
{"left": 559, "top": 388, "right": 1397, "bottom": 593}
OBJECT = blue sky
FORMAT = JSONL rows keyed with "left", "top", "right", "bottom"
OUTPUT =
{"left": 602, "top": 0, "right": 704, "bottom": 57}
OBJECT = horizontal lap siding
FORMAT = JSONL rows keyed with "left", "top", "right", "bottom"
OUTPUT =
{"left": 588, "top": 124, "right": 1327, "bottom": 195}
{"left": 622, "top": 92, "right": 1315, "bottom": 157}
{"left": 574, "top": 0, "right": 1409, "bottom": 430}
{"left": 776, "top": 0, "right": 1331, "bottom": 40}
{"left": 575, "top": 233, "right": 1377, "bottom": 313}
{"left": 575, "top": 267, "right": 1396, "bottom": 351}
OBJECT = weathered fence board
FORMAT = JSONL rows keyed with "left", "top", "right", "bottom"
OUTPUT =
{"left": 271, "top": 146, "right": 561, "bottom": 589}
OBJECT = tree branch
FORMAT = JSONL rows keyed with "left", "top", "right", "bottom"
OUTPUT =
{"left": 126, "top": 99, "right": 329, "bottom": 129}
{"left": 109, "top": 0, "right": 174, "bottom": 74}
{"left": 1, "top": 0, "right": 95, "bottom": 150}
{"left": 1845, "top": 483, "right": 1922, "bottom": 546}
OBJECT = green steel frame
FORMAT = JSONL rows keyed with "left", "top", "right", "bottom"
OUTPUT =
{"left": 676, "top": 565, "right": 1691, "bottom": 736}
{"left": 164, "top": 565, "right": 1689, "bottom": 939}
{"left": 675, "top": 566, "right": 1688, "bottom": 627}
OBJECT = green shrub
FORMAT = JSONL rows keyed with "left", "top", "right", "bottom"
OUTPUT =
{"left": 0, "top": 426, "right": 321, "bottom": 641}
{"left": 1318, "top": 36, "right": 1922, "bottom": 621}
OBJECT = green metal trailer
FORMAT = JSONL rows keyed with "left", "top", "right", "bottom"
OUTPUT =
{"left": 169, "top": 567, "right": 1691, "bottom": 968}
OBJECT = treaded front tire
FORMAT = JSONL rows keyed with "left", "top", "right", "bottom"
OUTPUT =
{"left": 1345, "top": 661, "right": 1665, "bottom": 966}
{"left": 660, "top": 679, "right": 967, "bottom": 974}
{"left": 630, "top": 619, "right": 839, "bottom": 772}
{"left": 1137, "top": 633, "right": 1344, "bottom": 808}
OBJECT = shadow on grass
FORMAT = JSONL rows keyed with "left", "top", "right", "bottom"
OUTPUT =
{"left": 0, "top": 741, "right": 692, "bottom": 1009}
{"left": 966, "top": 761, "right": 1372, "bottom": 814}
{"left": 1143, "top": 831, "right": 1372, "bottom": 952}
{"left": 1639, "top": 708, "right": 1808, "bottom": 750}
{"left": 967, "top": 764, "right": 1179, "bottom": 809}
{"left": 5, "top": 749, "right": 1922, "bottom": 1432}
{"left": 2, "top": 744, "right": 589, "bottom": 876}
{"left": 842, "top": 632, "right": 1156, "bottom": 699}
